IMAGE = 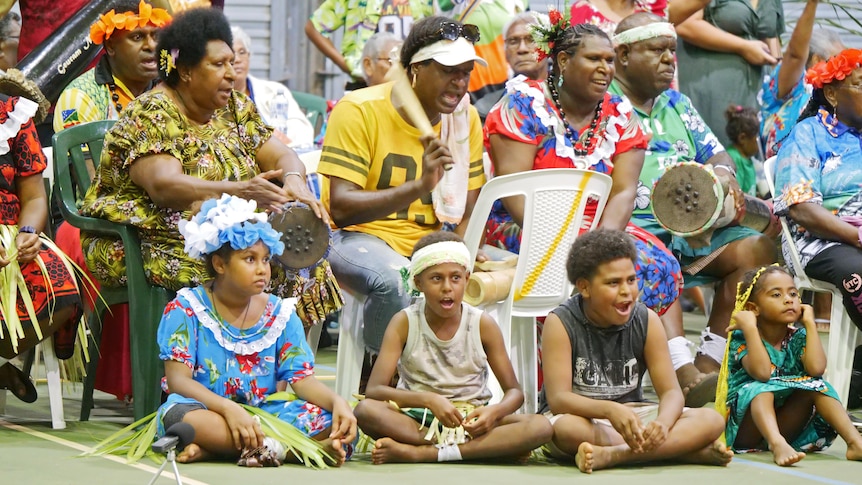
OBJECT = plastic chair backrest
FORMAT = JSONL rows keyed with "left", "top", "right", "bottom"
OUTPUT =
{"left": 52, "top": 120, "right": 114, "bottom": 221}
{"left": 463, "top": 168, "right": 614, "bottom": 315}
{"left": 763, "top": 156, "right": 816, "bottom": 288}
{"left": 462, "top": 168, "right": 613, "bottom": 412}
{"left": 291, "top": 91, "right": 327, "bottom": 136}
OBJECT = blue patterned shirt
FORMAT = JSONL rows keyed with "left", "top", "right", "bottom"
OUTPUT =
{"left": 759, "top": 61, "right": 811, "bottom": 158}
{"left": 773, "top": 109, "right": 862, "bottom": 268}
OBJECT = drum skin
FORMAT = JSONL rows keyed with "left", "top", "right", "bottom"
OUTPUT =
{"left": 651, "top": 163, "right": 724, "bottom": 237}
{"left": 269, "top": 204, "right": 330, "bottom": 270}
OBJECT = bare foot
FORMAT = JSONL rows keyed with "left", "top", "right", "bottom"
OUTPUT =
{"left": 771, "top": 441, "right": 805, "bottom": 466}
{"left": 681, "top": 439, "right": 734, "bottom": 466}
{"left": 845, "top": 440, "right": 862, "bottom": 461}
{"left": 575, "top": 442, "right": 600, "bottom": 474}
{"left": 677, "top": 364, "right": 718, "bottom": 408}
{"left": 319, "top": 437, "right": 347, "bottom": 467}
{"left": 177, "top": 443, "right": 212, "bottom": 463}
{"left": 371, "top": 437, "right": 423, "bottom": 464}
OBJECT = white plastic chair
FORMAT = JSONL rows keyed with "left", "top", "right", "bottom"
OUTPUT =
{"left": 0, "top": 338, "right": 66, "bottom": 429}
{"left": 462, "top": 168, "right": 614, "bottom": 413}
{"left": 334, "top": 290, "right": 367, "bottom": 401}
{"left": 764, "top": 156, "right": 862, "bottom": 406}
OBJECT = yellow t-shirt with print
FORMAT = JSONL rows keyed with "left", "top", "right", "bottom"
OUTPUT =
{"left": 318, "top": 82, "right": 485, "bottom": 257}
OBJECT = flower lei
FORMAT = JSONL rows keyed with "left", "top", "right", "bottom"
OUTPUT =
{"left": 89, "top": 0, "right": 172, "bottom": 45}
{"left": 506, "top": 77, "right": 632, "bottom": 170}
{"left": 529, "top": 7, "right": 571, "bottom": 62}
{"left": 178, "top": 194, "right": 285, "bottom": 259}
{"left": 805, "top": 48, "right": 862, "bottom": 89}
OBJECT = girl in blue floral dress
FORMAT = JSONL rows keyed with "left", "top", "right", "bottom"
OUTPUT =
{"left": 156, "top": 195, "right": 356, "bottom": 467}
{"left": 717, "top": 265, "right": 862, "bottom": 466}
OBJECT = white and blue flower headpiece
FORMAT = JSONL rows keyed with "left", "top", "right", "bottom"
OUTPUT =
{"left": 179, "top": 194, "right": 285, "bottom": 259}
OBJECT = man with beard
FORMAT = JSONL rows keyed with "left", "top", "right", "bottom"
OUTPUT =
{"left": 609, "top": 13, "right": 776, "bottom": 399}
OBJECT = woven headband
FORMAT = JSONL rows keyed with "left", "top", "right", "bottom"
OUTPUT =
{"left": 613, "top": 22, "right": 677, "bottom": 46}
{"left": 407, "top": 241, "right": 472, "bottom": 292}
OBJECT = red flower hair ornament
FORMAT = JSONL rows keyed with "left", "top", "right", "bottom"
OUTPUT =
{"left": 805, "top": 48, "right": 862, "bottom": 89}
{"left": 529, "top": 8, "right": 570, "bottom": 62}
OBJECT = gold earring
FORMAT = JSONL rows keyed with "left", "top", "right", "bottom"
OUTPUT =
{"left": 412, "top": 73, "right": 417, "bottom": 88}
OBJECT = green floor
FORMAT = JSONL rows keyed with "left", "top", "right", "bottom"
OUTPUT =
{"left": 2, "top": 313, "right": 862, "bottom": 484}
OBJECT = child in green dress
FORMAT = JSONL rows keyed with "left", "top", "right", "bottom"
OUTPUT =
{"left": 718, "top": 265, "right": 862, "bottom": 466}
{"left": 724, "top": 105, "right": 761, "bottom": 196}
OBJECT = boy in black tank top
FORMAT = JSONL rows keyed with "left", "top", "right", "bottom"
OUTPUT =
{"left": 540, "top": 229, "right": 733, "bottom": 473}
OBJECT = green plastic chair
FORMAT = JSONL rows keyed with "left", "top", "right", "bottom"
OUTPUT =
{"left": 52, "top": 121, "right": 171, "bottom": 422}
{"left": 291, "top": 91, "right": 327, "bottom": 137}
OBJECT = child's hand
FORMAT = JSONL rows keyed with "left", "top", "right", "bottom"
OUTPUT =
{"left": 641, "top": 420, "right": 668, "bottom": 452}
{"left": 606, "top": 403, "right": 645, "bottom": 452}
{"left": 727, "top": 310, "right": 757, "bottom": 333}
{"left": 329, "top": 398, "right": 358, "bottom": 445}
{"left": 461, "top": 405, "right": 501, "bottom": 437}
{"left": 427, "top": 394, "right": 463, "bottom": 428}
{"left": 800, "top": 304, "right": 816, "bottom": 329}
{"left": 223, "top": 401, "right": 264, "bottom": 450}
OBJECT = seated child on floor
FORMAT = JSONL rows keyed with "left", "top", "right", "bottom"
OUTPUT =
{"left": 540, "top": 229, "right": 733, "bottom": 474}
{"left": 717, "top": 265, "right": 862, "bottom": 466}
{"left": 156, "top": 195, "right": 356, "bottom": 467}
{"left": 353, "top": 231, "right": 552, "bottom": 464}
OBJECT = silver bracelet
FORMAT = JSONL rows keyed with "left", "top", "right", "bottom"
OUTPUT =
{"left": 283, "top": 171, "right": 303, "bottom": 182}
{"left": 713, "top": 164, "right": 736, "bottom": 177}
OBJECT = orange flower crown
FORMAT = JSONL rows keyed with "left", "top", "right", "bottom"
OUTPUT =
{"left": 805, "top": 48, "right": 862, "bottom": 90}
{"left": 89, "top": 0, "right": 172, "bottom": 45}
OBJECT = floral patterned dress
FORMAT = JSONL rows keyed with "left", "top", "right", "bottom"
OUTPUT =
{"left": 0, "top": 95, "right": 80, "bottom": 329}
{"left": 155, "top": 286, "right": 332, "bottom": 437}
{"left": 79, "top": 89, "right": 342, "bottom": 325}
{"left": 724, "top": 326, "right": 838, "bottom": 452}
{"left": 483, "top": 78, "right": 682, "bottom": 315}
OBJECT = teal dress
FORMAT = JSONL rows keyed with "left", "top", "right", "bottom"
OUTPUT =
{"left": 726, "top": 146, "right": 757, "bottom": 196}
{"left": 725, "top": 326, "right": 838, "bottom": 452}
{"left": 677, "top": 0, "right": 784, "bottom": 147}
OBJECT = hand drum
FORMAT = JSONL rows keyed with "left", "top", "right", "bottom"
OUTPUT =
{"left": 268, "top": 204, "right": 330, "bottom": 270}
{"left": 651, "top": 162, "right": 725, "bottom": 238}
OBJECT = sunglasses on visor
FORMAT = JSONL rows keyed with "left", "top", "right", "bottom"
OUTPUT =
{"left": 437, "top": 22, "right": 481, "bottom": 44}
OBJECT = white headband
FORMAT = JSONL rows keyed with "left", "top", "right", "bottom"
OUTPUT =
{"left": 612, "top": 22, "right": 677, "bottom": 47}
{"left": 408, "top": 241, "right": 472, "bottom": 292}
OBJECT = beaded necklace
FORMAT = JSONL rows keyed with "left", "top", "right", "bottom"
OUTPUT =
{"left": 207, "top": 281, "right": 253, "bottom": 334}
{"left": 547, "top": 75, "right": 603, "bottom": 157}
{"left": 108, "top": 83, "right": 123, "bottom": 114}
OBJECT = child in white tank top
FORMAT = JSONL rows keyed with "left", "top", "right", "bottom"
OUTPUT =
{"left": 353, "top": 231, "right": 552, "bottom": 464}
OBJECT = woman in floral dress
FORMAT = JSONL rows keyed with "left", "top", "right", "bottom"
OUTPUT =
{"left": 79, "top": 8, "right": 342, "bottom": 325}
{"left": 484, "top": 18, "right": 682, "bottom": 315}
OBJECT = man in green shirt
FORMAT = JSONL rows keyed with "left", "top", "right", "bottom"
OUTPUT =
{"left": 611, "top": 13, "right": 777, "bottom": 393}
